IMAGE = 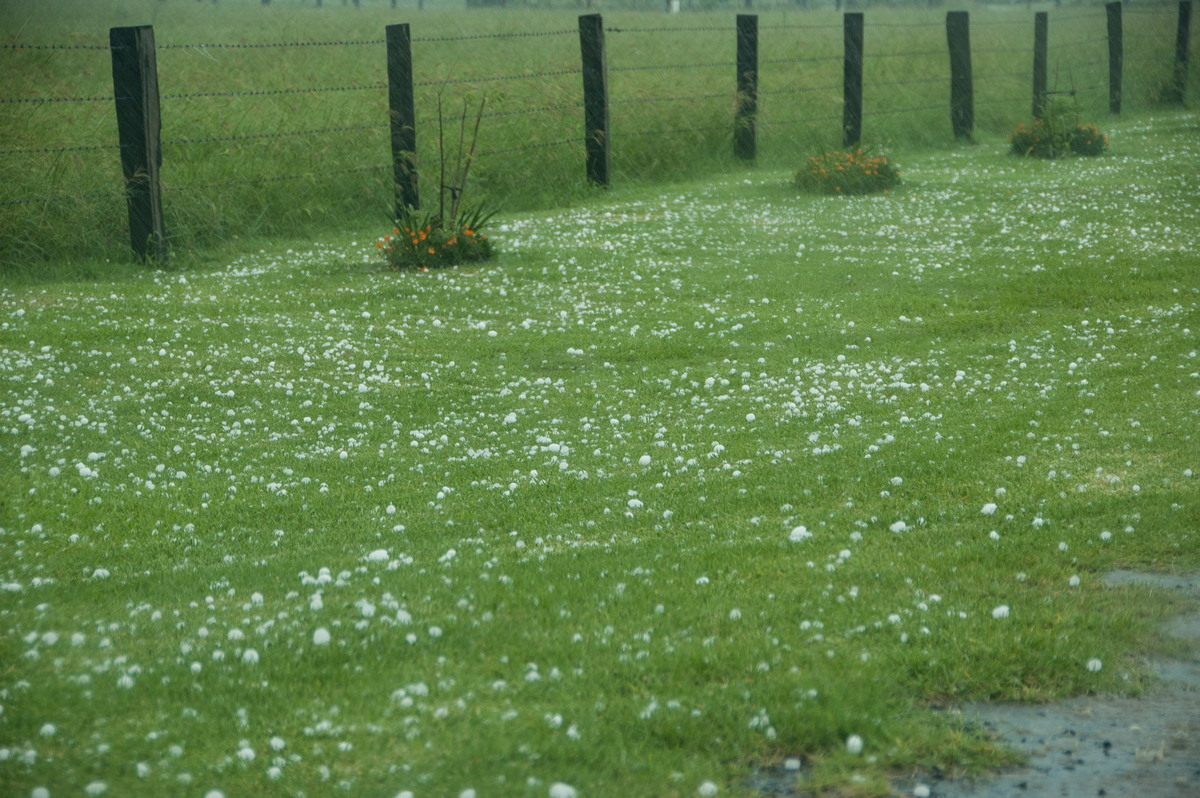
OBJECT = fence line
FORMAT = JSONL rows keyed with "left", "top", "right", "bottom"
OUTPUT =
{"left": 1, "top": 3, "right": 1192, "bottom": 263}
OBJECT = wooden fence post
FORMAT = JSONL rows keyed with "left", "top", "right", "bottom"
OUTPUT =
{"left": 1165, "top": 0, "right": 1193, "bottom": 104}
{"left": 735, "top": 14, "right": 758, "bottom": 161}
{"left": 1106, "top": 1, "right": 1122, "bottom": 114}
{"left": 579, "top": 13, "right": 610, "bottom": 187}
{"left": 386, "top": 23, "right": 419, "bottom": 215}
{"left": 843, "top": 12, "right": 864, "bottom": 147}
{"left": 946, "top": 10, "right": 973, "bottom": 140}
{"left": 1032, "top": 11, "right": 1048, "bottom": 119}
{"left": 109, "top": 25, "right": 168, "bottom": 264}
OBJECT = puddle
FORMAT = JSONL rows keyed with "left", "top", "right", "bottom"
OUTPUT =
{"left": 750, "top": 570, "right": 1200, "bottom": 797}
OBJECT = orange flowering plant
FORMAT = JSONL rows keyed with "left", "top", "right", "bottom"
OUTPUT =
{"left": 378, "top": 93, "right": 497, "bottom": 271}
{"left": 378, "top": 205, "right": 494, "bottom": 271}
{"left": 1010, "top": 98, "right": 1108, "bottom": 159}
{"left": 795, "top": 148, "right": 901, "bottom": 196}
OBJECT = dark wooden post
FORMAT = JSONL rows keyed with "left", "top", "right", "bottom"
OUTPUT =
{"left": 579, "top": 13, "right": 610, "bottom": 187}
{"left": 843, "top": 12, "right": 864, "bottom": 147}
{"left": 387, "top": 23, "right": 419, "bottom": 214}
{"left": 1165, "top": 0, "right": 1192, "bottom": 104}
{"left": 1106, "top": 1, "right": 1122, "bottom": 114}
{"left": 946, "top": 10, "right": 973, "bottom": 140}
{"left": 735, "top": 14, "right": 758, "bottom": 161}
{"left": 1032, "top": 11, "right": 1048, "bottom": 119}
{"left": 109, "top": 25, "right": 167, "bottom": 264}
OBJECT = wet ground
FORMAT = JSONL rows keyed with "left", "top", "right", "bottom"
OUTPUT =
{"left": 752, "top": 570, "right": 1200, "bottom": 798}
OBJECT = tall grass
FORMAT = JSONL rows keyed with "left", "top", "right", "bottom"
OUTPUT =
{"left": 1, "top": 0, "right": 1191, "bottom": 271}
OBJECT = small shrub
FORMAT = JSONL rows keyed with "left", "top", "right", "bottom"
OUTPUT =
{"left": 1010, "top": 98, "right": 1108, "bottom": 159}
{"left": 796, "top": 149, "right": 901, "bottom": 196}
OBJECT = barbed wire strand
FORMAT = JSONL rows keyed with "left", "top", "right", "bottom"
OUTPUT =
{"left": 163, "top": 83, "right": 384, "bottom": 100}
{"left": 1, "top": 142, "right": 119, "bottom": 156}
{"left": 0, "top": 94, "right": 113, "bottom": 104}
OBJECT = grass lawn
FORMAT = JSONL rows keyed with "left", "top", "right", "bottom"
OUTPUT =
{"left": 1, "top": 109, "right": 1198, "bottom": 797}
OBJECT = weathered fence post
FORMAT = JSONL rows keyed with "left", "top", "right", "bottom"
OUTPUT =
{"left": 109, "top": 25, "right": 168, "bottom": 264}
{"left": 1032, "top": 11, "right": 1048, "bottom": 119}
{"left": 1164, "top": 0, "right": 1192, "bottom": 104}
{"left": 579, "top": 13, "right": 610, "bottom": 187}
{"left": 735, "top": 14, "right": 758, "bottom": 161}
{"left": 386, "top": 23, "right": 419, "bottom": 214}
{"left": 946, "top": 10, "right": 973, "bottom": 140}
{"left": 843, "top": 12, "right": 864, "bottom": 147}
{"left": 1106, "top": 1, "right": 1122, "bottom": 114}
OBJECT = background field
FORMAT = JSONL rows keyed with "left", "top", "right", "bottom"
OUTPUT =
{"left": 1, "top": 104, "right": 1198, "bottom": 795}
{"left": 1, "top": 0, "right": 1194, "bottom": 271}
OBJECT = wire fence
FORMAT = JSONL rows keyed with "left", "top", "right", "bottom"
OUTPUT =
{"left": 1, "top": 2, "right": 1193, "bottom": 264}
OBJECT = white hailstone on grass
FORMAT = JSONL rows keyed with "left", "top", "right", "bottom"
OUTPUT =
{"left": 638, "top": 454, "right": 652, "bottom": 467}
{"left": 241, "top": 649, "right": 259, "bottom": 666}
{"left": 237, "top": 744, "right": 255, "bottom": 762}
{"left": 697, "top": 782, "right": 719, "bottom": 797}
{"left": 845, "top": 734, "right": 864, "bottom": 755}
{"left": 428, "top": 626, "right": 443, "bottom": 638}
{"left": 784, "top": 758, "right": 802, "bottom": 771}
{"left": 914, "top": 784, "right": 931, "bottom": 798}
{"left": 889, "top": 520, "right": 908, "bottom": 533}
{"left": 1087, "top": 658, "right": 1103, "bottom": 673}
{"left": 460, "top": 790, "right": 477, "bottom": 798}
{"left": 367, "top": 549, "right": 390, "bottom": 563}
{"left": 204, "top": 791, "right": 226, "bottom": 798}
{"left": 38, "top": 723, "right": 56, "bottom": 737}
{"left": 270, "top": 736, "right": 286, "bottom": 751}
{"left": 312, "top": 627, "right": 331, "bottom": 646}
{"left": 90, "top": 568, "right": 111, "bottom": 580}
{"left": 789, "top": 526, "right": 812, "bottom": 542}
{"left": 117, "top": 674, "right": 134, "bottom": 689}
{"left": 548, "top": 783, "right": 578, "bottom": 798}
{"left": 84, "top": 783, "right": 107, "bottom": 796}
{"left": 32, "top": 788, "right": 50, "bottom": 798}
{"left": 190, "top": 662, "right": 202, "bottom": 674}
{"left": 981, "top": 502, "right": 997, "bottom": 515}
{"left": 1099, "top": 530, "right": 1113, "bottom": 541}
{"left": 137, "top": 762, "right": 150, "bottom": 778}
{"left": 746, "top": 413, "right": 756, "bottom": 422}
{"left": 627, "top": 498, "right": 643, "bottom": 510}
{"left": 1069, "top": 575, "right": 1081, "bottom": 587}
{"left": 992, "top": 605, "right": 1010, "bottom": 620}
{"left": 395, "top": 793, "right": 415, "bottom": 798}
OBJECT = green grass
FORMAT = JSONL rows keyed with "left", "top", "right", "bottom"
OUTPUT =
{"left": 2, "top": 0, "right": 1194, "bottom": 272}
{"left": 1, "top": 109, "right": 1198, "bottom": 796}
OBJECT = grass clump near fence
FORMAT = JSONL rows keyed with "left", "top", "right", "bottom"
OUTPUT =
{"left": 1, "top": 0, "right": 1195, "bottom": 274}
{"left": 0, "top": 108, "right": 1197, "bottom": 798}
